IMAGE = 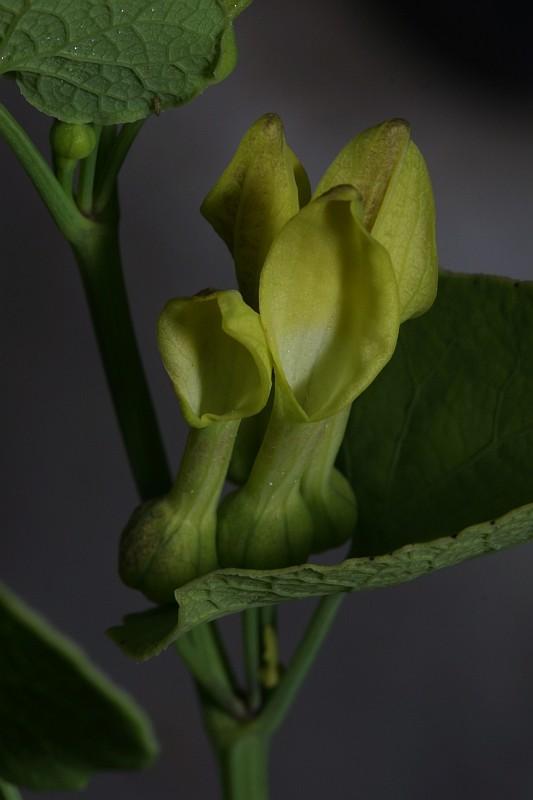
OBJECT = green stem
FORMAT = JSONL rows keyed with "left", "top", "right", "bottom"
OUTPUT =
{"left": 202, "top": 702, "right": 270, "bottom": 800}
{"left": 217, "top": 731, "right": 270, "bottom": 800}
{"left": 77, "top": 126, "right": 102, "bottom": 215}
{"left": 54, "top": 157, "right": 77, "bottom": 198}
{"left": 243, "top": 608, "right": 261, "bottom": 711}
{"left": 0, "top": 102, "right": 87, "bottom": 242}
{"left": 94, "top": 120, "right": 144, "bottom": 214}
{"left": 258, "top": 593, "right": 343, "bottom": 735}
{"left": 72, "top": 223, "right": 170, "bottom": 500}
{"left": 176, "top": 623, "right": 245, "bottom": 718}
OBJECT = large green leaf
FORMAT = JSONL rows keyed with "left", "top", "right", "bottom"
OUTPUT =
{"left": 0, "top": 0, "right": 247, "bottom": 124}
{"left": 110, "top": 270, "right": 533, "bottom": 659}
{"left": 0, "top": 582, "right": 157, "bottom": 790}
{"left": 341, "top": 271, "right": 533, "bottom": 555}
{"left": 109, "top": 502, "right": 533, "bottom": 660}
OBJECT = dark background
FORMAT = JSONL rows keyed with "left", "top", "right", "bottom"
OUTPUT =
{"left": 3, "top": 0, "right": 533, "bottom": 797}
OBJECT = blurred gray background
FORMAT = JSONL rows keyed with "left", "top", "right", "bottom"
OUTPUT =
{"left": 3, "top": 0, "right": 533, "bottom": 797}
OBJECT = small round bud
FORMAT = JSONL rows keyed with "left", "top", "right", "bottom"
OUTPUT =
{"left": 50, "top": 121, "right": 97, "bottom": 161}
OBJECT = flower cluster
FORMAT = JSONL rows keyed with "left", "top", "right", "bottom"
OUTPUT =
{"left": 119, "top": 115, "right": 438, "bottom": 603}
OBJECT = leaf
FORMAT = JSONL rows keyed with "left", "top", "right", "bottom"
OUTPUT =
{"left": 109, "top": 603, "right": 181, "bottom": 661}
{"left": 0, "top": 0, "right": 247, "bottom": 124}
{"left": 109, "top": 501, "right": 533, "bottom": 659}
{"left": 0, "top": 781, "right": 20, "bottom": 800}
{"left": 340, "top": 271, "right": 533, "bottom": 555}
{"left": 0, "top": 582, "right": 157, "bottom": 790}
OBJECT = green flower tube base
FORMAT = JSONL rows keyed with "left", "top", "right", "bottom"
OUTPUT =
{"left": 120, "top": 420, "right": 239, "bottom": 603}
{"left": 301, "top": 406, "right": 357, "bottom": 553}
{"left": 217, "top": 398, "right": 324, "bottom": 569}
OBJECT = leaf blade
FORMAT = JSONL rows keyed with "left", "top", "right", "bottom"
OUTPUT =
{"left": 341, "top": 271, "right": 533, "bottom": 555}
{"left": 109, "top": 501, "right": 533, "bottom": 659}
{"left": 0, "top": 0, "right": 244, "bottom": 124}
{"left": 0, "top": 582, "right": 158, "bottom": 790}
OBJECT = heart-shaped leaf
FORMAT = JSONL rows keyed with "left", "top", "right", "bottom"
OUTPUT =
{"left": 0, "top": 582, "right": 157, "bottom": 790}
{"left": 0, "top": 0, "right": 248, "bottom": 124}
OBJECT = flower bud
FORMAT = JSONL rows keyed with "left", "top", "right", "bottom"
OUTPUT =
{"left": 50, "top": 121, "right": 97, "bottom": 161}
{"left": 315, "top": 119, "right": 438, "bottom": 321}
{"left": 201, "top": 114, "right": 310, "bottom": 308}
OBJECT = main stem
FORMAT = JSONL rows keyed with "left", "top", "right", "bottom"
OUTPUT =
{"left": 72, "top": 222, "right": 171, "bottom": 500}
{"left": 218, "top": 733, "right": 270, "bottom": 800}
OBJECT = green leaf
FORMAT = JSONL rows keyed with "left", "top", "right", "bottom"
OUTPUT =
{"left": 0, "top": 780, "right": 21, "bottom": 800}
{"left": 0, "top": 582, "right": 158, "bottom": 790}
{"left": 109, "top": 501, "right": 533, "bottom": 659}
{"left": 340, "top": 271, "right": 533, "bottom": 555}
{"left": 0, "top": 0, "right": 247, "bottom": 124}
{"left": 109, "top": 604, "right": 181, "bottom": 661}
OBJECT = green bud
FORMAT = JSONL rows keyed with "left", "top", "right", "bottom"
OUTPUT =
{"left": 201, "top": 114, "right": 310, "bottom": 308}
{"left": 315, "top": 119, "right": 438, "bottom": 321}
{"left": 50, "top": 121, "right": 97, "bottom": 161}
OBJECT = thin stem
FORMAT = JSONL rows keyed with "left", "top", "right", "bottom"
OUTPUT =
{"left": 77, "top": 125, "right": 102, "bottom": 215}
{"left": 243, "top": 608, "right": 262, "bottom": 711}
{"left": 176, "top": 625, "right": 246, "bottom": 718}
{"left": 54, "top": 157, "right": 76, "bottom": 199}
{"left": 260, "top": 605, "right": 277, "bottom": 629}
{"left": 0, "top": 102, "right": 87, "bottom": 242}
{"left": 94, "top": 120, "right": 145, "bottom": 214}
{"left": 258, "top": 594, "right": 344, "bottom": 735}
{"left": 72, "top": 223, "right": 171, "bottom": 500}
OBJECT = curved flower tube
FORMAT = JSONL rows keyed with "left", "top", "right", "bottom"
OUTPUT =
{"left": 119, "top": 289, "right": 272, "bottom": 602}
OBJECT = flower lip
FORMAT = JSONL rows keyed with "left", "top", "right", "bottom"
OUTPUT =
{"left": 259, "top": 184, "right": 401, "bottom": 422}
{"left": 158, "top": 289, "right": 272, "bottom": 428}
